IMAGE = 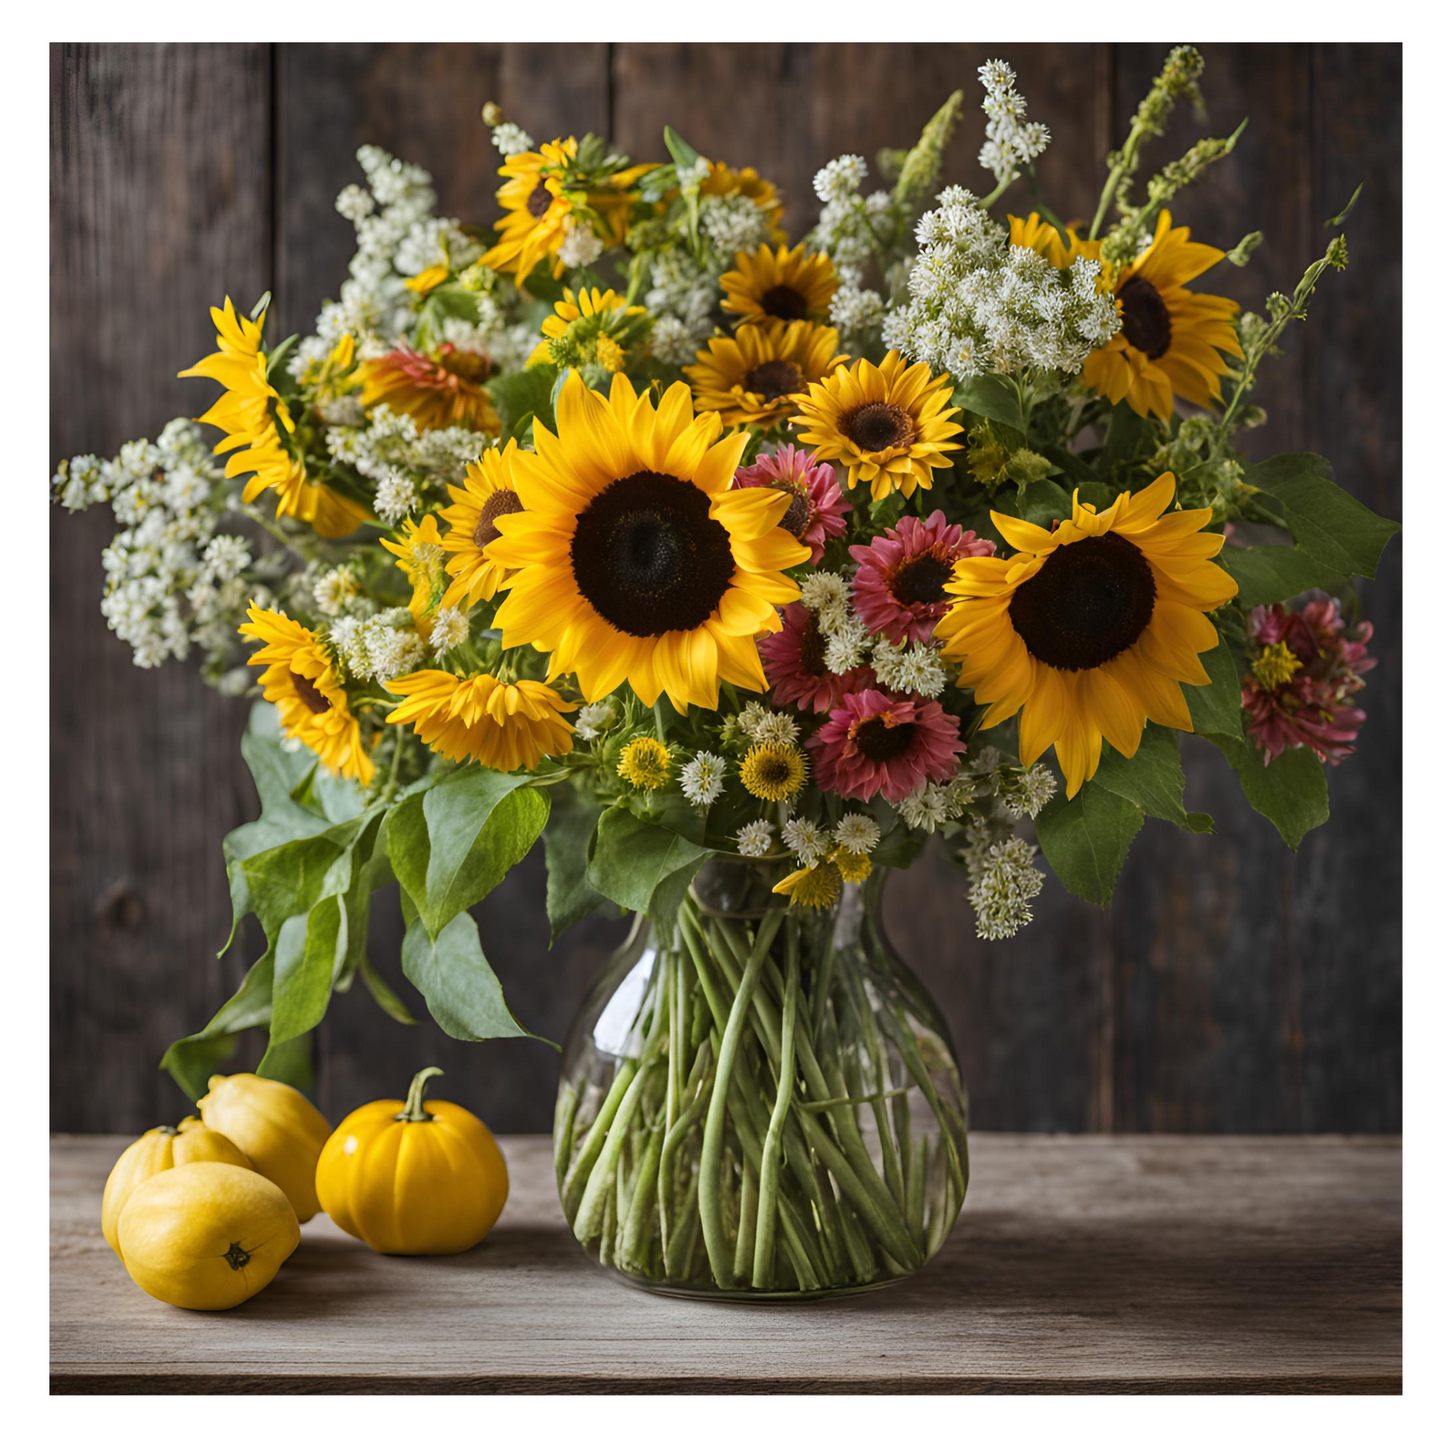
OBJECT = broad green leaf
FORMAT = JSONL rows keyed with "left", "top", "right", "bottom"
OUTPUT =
{"left": 360, "top": 955, "right": 417, "bottom": 1026}
{"left": 255, "top": 1033, "right": 315, "bottom": 1094}
{"left": 160, "top": 951, "right": 275, "bottom": 1100}
{"left": 1222, "top": 543, "right": 1348, "bottom": 611}
{"left": 663, "top": 125, "right": 700, "bottom": 170}
{"left": 1099, "top": 401, "right": 1160, "bottom": 470}
{"left": 1184, "top": 639, "right": 1245, "bottom": 738}
{"left": 224, "top": 710, "right": 328, "bottom": 862}
{"left": 488, "top": 363, "right": 558, "bottom": 442}
{"left": 544, "top": 793, "right": 610, "bottom": 943}
{"left": 1034, "top": 783, "right": 1144, "bottom": 906}
{"left": 387, "top": 770, "right": 550, "bottom": 940}
{"left": 266, "top": 896, "right": 343, "bottom": 1052}
{"left": 401, "top": 912, "right": 547, "bottom": 1044}
{"left": 1091, "top": 725, "right": 1209, "bottom": 831}
{"left": 1206, "top": 729, "right": 1330, "bottom": 849}
{"left": 1247, "top": 453, "right": 1399, "bottom": 582}
{"left": 587, "top": 805, "right": 713, "bottom": 919}
{"left": 953, "top": 375, "right": 1025, "bottom": 434}
{"left": 230, "top": 829, "right": 358, "bottom": 945}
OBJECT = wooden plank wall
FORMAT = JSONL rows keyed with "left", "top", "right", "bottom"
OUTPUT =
{"left": 50, "top": 43, "right": 1402, "bottom": 1136}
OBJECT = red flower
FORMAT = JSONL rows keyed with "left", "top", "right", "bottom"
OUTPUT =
{"left": 1242, "top": 597, "right": 1376, "bottom": 766}
{"left": 357, "top": 343, "right": 499, "bottom": 432}
{"left": 759, "top": 602, "right": 874, "bottom": 714}
{"left": 808, "top": 687, "right": 965, "bottom": 803}
{"left": 733, "top": 444, "right": 850, "bottom": 564}
{"left": 849, "top": 510, "right": 994, "bottom": 645}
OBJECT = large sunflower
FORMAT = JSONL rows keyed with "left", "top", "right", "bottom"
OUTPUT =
{"left": 180, "top": 298, "right": 367, "bottom": 538}
{"left": 481, "top": 138, "right": 650, "bottom": 284}
{"left": 791, "top": 351, "right": 963, "bottom": 501}
{"left": 385, "top": 670, "right": 575, "bottom": 771}
{"left": 238, "top": 604, "right": 373, "bottom": 784}
{"left": 934, "top": 473, "right": 1238, "bottom": 798}
{"left": 686, "top": 319, "right": 842, "bottom": 428}
{"left": 1081, "top": 210, "right": 1242, "bottom": 422}
{"left": 721, "top": 243, "right": 838, "bottom": 325}
{"left": 438, "top": 440, "right": 524, "bottom": 609}
{"left": 488, "top": 372, "right": 809, "bottom": 711}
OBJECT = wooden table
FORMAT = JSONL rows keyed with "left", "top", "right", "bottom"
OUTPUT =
{"left": 51, "top": 1133, "right": 1401, "bottom": 1394}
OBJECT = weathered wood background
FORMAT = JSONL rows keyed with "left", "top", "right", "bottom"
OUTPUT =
{"left": 50, "top": 43, "right": 1402, "bottom": 1136}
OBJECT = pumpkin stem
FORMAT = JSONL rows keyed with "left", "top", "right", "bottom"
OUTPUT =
{"left": 398, "top": 1066, "right": 444, "bottom": 1123}
{"left": 224, "top": 1242, "right": 251, "bottom": 1271}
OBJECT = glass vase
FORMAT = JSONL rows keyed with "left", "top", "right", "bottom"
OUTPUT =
{"left": 553, "top": 859, "right": 968, "bottom": 1300}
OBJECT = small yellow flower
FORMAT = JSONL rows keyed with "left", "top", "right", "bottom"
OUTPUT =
{"left": 595, "top": 334, "right": 625, "bottom": 373}
{"left": 1253, "top": 641, "right": 1302, "bottom": 692}
{"left": 773, "top": 860, "right": 842, "bottom": 910}
{"left": 739, "top": 742, "right": 807, "bottom": 802}
{"left": 381, "top": 514, "right": 447, "bottom": 635}
{"left": 832, "top": 848, "right": 872, "bottom": 884}
{"left": 618, "top": 736, "right": 672, "bottom": 791}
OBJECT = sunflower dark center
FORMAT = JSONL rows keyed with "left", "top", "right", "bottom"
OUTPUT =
{"left": 843, "top": 401, "right": 916, "bottom": 453}
{"left": 1118, "top": 275, "right": 1172, "bottom": 359}
{"left": 891, "top": 553, "right": 952, "bottom": 607}
{"left": 473, "top": 488, "right": 523, "bottom": 550}
{"left": 571, "top": 471, "right": 734, "bottom": 637}
{"left": 773, "top": 482, "right": 812, "bottom": 538}
{"left": 746, "top": 360, "right": 805, "bottom": 402}
{"left": 1009, "top": 532, "right": 1158, "bottom": 671}
{"left": 289, "top": 671, "right": 331, "bottom": 715}
{"left": 799, "top": 613, "right": 828, "bottom": 675}
{"left": 755, "top": 755, "right": 793, "bottom": 785}
{"left": 761, "top": 284, "right": 808, "bottom": 320}
{"left": 854, "top": 716, "right": 916, "bottom": 762}
{"left": 526, "top": 181, "right": 554, "bottom": 219}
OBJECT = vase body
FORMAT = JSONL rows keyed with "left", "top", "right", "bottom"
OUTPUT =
{"left": 554, "top": 860, "right": 968, "bottom": 1300}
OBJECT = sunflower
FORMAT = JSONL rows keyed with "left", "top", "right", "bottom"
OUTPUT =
{"left": 528, "top": 286, "right": 649, "bottom": 373}
{"left": 772, "top": 859, "right": 842, "bottom": 911}
{"left": 1081, "top": 210, "right": 1242, "bottom": 422}
{"left": 934, "top": 473, "right": 1238, "bottom": 798}
{"left": 356, "top": 344, "right": 500, "bottom": 433}
{"left": 1007, "top": 212, "right": 1108, "bottom": 278}
{"left": 700, "top": 161, "right": 786, "bottom": 245}
{"left": 384, "top": 671, "right": 575, "bottom": 771}
{"left": 791, "top": 351, "right": 963, "bottom": 502}
{"left": 482, "top": 137, "right": 651, "bottom": 284}
{"left": 180, "top": 298, "right": 367, "bottom": 539}
{"left": 488, "top": 371, "right": 809, "bottom": 711}
{"left": 739, "top": 742, "right": 808, "bottom": 802}
{"left": 238, "top": 604, "right": 373, "bottom": 783}
{"left": 721, "top": 243, "right": 838, "bottom": 325}
{"left": 617, "top": 737, "right": 672, "bottom": 791}
{"left": 381, "top": 514, "right": 446, "bottom": 635}
{"left": 438, "top": 441, "right": 524, "bottom": 610}
{"left": 686, "top": 320, "right": 842, "bottom": 428}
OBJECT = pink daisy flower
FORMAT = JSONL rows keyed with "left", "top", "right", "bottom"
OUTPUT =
{"left": 733, "top": 444, "right": 850, "bottom": 564}
{"left": 1243, "top": 597, "right": 1376, "bottom": 767}
{"left": 849, "top": 510, "right": 995, "bottom": 645}
{"left": 808, "top": 687, "right": 965, "bottom": 803}
{"left": 760, "top": 602, "right": 875, "bottom": 714}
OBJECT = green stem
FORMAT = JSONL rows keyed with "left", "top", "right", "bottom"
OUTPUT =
{"left": 553, "top": 1083, "right": 578, "bottom": 1194}
{"left": 752, "top": 922, "right": 800, "bottom": 1288}
{"left": 619, "top": 1126, "right": 663, "bottom": 1274}
{"left": 572, "top": 1052, "right": 655, "bottom": 1245}
{"left": 395, "top": 1066, "right": 442, "bottom": 1122}
{"left": 697, "top": 909, "right": 782, "bottom": 1287}
{"left": 562, "top": 1058, "right": 638, "bottom": 1220}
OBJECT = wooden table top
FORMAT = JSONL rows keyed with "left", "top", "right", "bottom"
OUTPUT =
{"left": 51, "top": 1133, "right": 1401, "bottom": 1394}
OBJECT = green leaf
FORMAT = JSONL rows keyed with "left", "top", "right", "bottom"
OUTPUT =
{"left": 1100, "top": 401, "right": 1159, "bottom": 470}
{"left": 1222, "top": 544, "right": 1348, "bottom": 611}
{"left": 1246, "top": 453, "right": 1399, "bottom": 581}
{"left": 255, "top": 1033, "right": 315, "bottom": 1094}
{"left": 587, "top": 805, "right": 712, "bottom": 920}
{"left": 401, "top": 912, "right": 548, "bottom": 1044}
{"left": 1205, "top": 729, "right": 1330, "bottom": 849}
{"left": 1034, "top": 783, "right": 1144, "bottom": 906}
{"left": 488, "top": 363, "right": 558, "bottom": 442}
{"left": 224, "top": 709, "right": 328, "bottom": 862}
{"left": 1090, "top": 725, "right": 1209, "bottom": 831}
{"left": 160, "top": 951, "right": 276, "bottom": 1100}
{"left": 387, "top": 770, "right": 550, "bottom": 939}
{"left": 953, "top": 375, "right": 1024, "bottom": 434}
{"left": 544, "top": 792, "right": 610, "bottom": 943}
{"left": 265, "top": 895, "right": 343, "bottom": 1053}
{"left": 359, "top": 955, "right": 417, "bottom": 1025}
{"left": 1184, "top": 640, "right": 1245, "bottom": 739}
{"left": 663, "top": 125, "right": 700, "bottom": 171}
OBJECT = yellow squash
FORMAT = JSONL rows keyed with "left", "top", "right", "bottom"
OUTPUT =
{"left": 316, "top": 1067, "right": 509, "bottom": 1255}
{"left": 102, "top": 1116, "right": 252, "bottom": 1256}
{"left": 116, "top": 1161, "right": 300, "bottom": 1310}
{"left": 197, "top": 1073, "right": 331, "bottom": 1222}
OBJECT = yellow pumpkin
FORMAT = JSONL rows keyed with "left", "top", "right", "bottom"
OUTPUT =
{"left": 315, "top": 1066, "right": 509, "bottom": 1255}
{"left": 102, "top": 1117, "right": 252, "bottom": 1257}
{"left": 197, "top": 1073, "right": 330, "bottom": 1222}
{"left": 116, "top": 1161, "right": 300, "bottom": 1311}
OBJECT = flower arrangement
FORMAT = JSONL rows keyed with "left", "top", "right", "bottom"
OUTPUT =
{"left": 56, "top": 48, "right": 1397, "bottom": 1297}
